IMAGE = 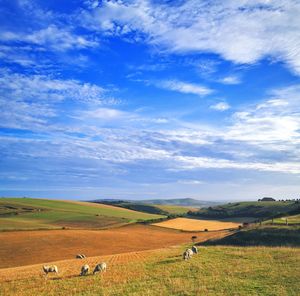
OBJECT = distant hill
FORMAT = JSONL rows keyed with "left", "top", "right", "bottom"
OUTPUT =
{"left": 189, "top": 201, "right": 300, "bottom": 220}
{"left": 92, "top": 198, "right": 219, "bottom": 208}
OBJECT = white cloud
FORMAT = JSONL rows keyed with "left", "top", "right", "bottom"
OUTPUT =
{"left": 159, "top": 80, "right": 213, "bottom": 96}
{"left": 174, "top": 155, "right": 300, "bottom": 174}
{"left": 0, "top": 25, "right": 97, "bottom": 51}
{"left": 81, "top": 0, "right": 300, "bottom": 75}
{"left": 219, "top": 76, "right": 241, "bottom": 85}
{"left": 0, "top": 70, "right": 105, "bottom": 104}
{"left": 210, "top": 102, "right": 231, "bottom": 111}
{"left": 0, "top": 70, "right": 116, "bottom": 130}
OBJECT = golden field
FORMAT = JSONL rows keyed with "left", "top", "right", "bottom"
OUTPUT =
{"left": 153, "top": 217, "right": 241, "bottom": 231}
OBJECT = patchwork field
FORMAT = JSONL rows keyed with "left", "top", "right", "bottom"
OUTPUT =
{"left": 0, "top": 224, "right": 229, "bottom": 268}
{"left": 153, "top": 217, "right": 241, "bottom": 231}
{"left": 0, "top": 245, "right": 299, "bottom": 296}
{"left": 0, "top": 198, "right": 164, "bottom": 230}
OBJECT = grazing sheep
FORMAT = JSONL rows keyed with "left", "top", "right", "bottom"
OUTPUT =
{"left": 192, "top": 246, "right": 198, "bottom": 254}
{"left": 183, "top": 248, "right": 193, "bottom": 260}
{"left": 183, "top": 250, "right": 190, "bottom": 260}
{"left": 80, "top": 264, "right": 90, "bottom": 276}
{"left": 76, "top": 254, "right": 83, "bottom": 259}
{"left": 76, "top": 254, "right": 86, "bottom": 259}
{"left": 42, "top": 265, "right": 58, "bottom": 275}
{"left": 187, "top": 248, "right": 193, "bottom": 257}
{"left": 93, "top": 262, "right": 107, "bottom": 274}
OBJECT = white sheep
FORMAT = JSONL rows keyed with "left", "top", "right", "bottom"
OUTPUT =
{"left": 93, "top": 262, "right": 107, "bottom": 274}
{"left": 80, "top": 264, "right": 90, "bottom": 276}
{"left": 192, "top": 246, "right": 198, "bottom": 254}
{"left": 183, "top": 249, "right": 193, "bottom": 260}
{"left": 42, "top": 265, "right": 58, "bottom": 275}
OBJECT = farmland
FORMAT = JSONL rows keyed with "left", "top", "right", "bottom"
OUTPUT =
{"left": 0, "top": 245, "right": 299, "bottom": 296}
{"left": 0, "top": 198, "right": 299, "bottom": 295}
{"left": 0, "top": 224, "right": 229, "bottom": 268}
{"left": 0, "top": 198, "right": 164, "bottom": 231}
{"left": 153, "top": 217, "right": 241, "bottom": 231}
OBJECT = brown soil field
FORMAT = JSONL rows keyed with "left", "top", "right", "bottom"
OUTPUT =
{"left": 153, "top": 217, "right": 241, "bottom": 231}
{"left": 0, "top": 224, "right": 229, "bottom": 269}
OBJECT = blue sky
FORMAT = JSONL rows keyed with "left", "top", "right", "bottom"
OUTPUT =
{"left": 1, "top": 0, "right": 300, "bottom": 201}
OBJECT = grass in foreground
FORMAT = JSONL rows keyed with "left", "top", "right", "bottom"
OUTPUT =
{"left": 0, "top": 246, "right": 299, "bottom": 296}
{"left": 0, "top": 198, "right": 164, "bottom": 230}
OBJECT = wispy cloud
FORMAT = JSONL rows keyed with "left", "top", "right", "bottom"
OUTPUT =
{"left": 0, "top": 70, "right": 116, "bottom": 130}
{"left": 158, "top": 80, "right": 213, "bottom": 96}
{"left": 0, "top": 25, "right": 97, "bottom": 52}
{"left": 80, "top": 0, "right": 300, "bottom": 75}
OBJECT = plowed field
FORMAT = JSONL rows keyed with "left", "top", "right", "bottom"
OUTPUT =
{"left": 0, "top": 224, "right": 229, "bottom": 268}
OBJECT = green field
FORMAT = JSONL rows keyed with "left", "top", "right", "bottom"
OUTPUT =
{"left": 190, "top": 201, "right": 300, "bottom": 220}
{"left": 266, "top": 214, "right": 300, "bottom": 225}
{"left": 0, "top": 198, "right": 165, "bottom": 230}
{"left": 154, "top": 204, "right": 196, "bottom": 215}
{"left": 1, "top": 245, "right": 299, "bottom": 296}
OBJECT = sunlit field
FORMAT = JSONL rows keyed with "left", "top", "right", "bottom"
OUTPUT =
{"left": 153, "top": 217, "right": 241, "bottom": 231}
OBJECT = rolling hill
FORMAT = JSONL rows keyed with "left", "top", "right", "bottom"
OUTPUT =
{"left": 93, "top": 200, "right": 196, "bottom": 216}
{"left": 0, "top": 198, "right": 165, "bottom": 231}
{"left": 189, "top": 201, "right": 300, "bottom": 220}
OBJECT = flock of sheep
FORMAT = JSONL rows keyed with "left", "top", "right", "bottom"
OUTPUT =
{"left": 42, "top": 246, "right": 198, "bottom": 278}
{"left": 42, "top": 254, "right": 107, "bottom": 277}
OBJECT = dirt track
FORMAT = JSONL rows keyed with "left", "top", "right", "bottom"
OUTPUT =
{"left": 0, "top": 224, "right": 229, "bottom": 268}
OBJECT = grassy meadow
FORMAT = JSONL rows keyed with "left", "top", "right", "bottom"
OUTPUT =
{"left": 267, "top": 214, "right": 300, "bottom": 225}
{"left": 0, "top": 198, "right": 164, "bottom": 230}
{"left": 0, "top": 245, "right": 299, "bottom": 296}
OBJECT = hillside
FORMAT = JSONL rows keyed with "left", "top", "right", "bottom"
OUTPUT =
{"left": 93, "top": 198, "right": 219, "bottom": 208}
{"left": 0, "top": 198, "right": 164, "bottom": 231}
{"left": 94, "top": 200, "right": 195, "bottom": 216}
{"left": 189, "top": 201, "right": 300, "bottom": 220}
{"left": 140, "top": 198, "right": 219, "bottom": 207}
{"left": 0, "top": 245, "right": 299, "bottom": 296}
{"left": 266, "top": 213, "right": 300, "bottom": 225}
{"left": 202, "top": 225, "right": 300, "bottom": 247}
